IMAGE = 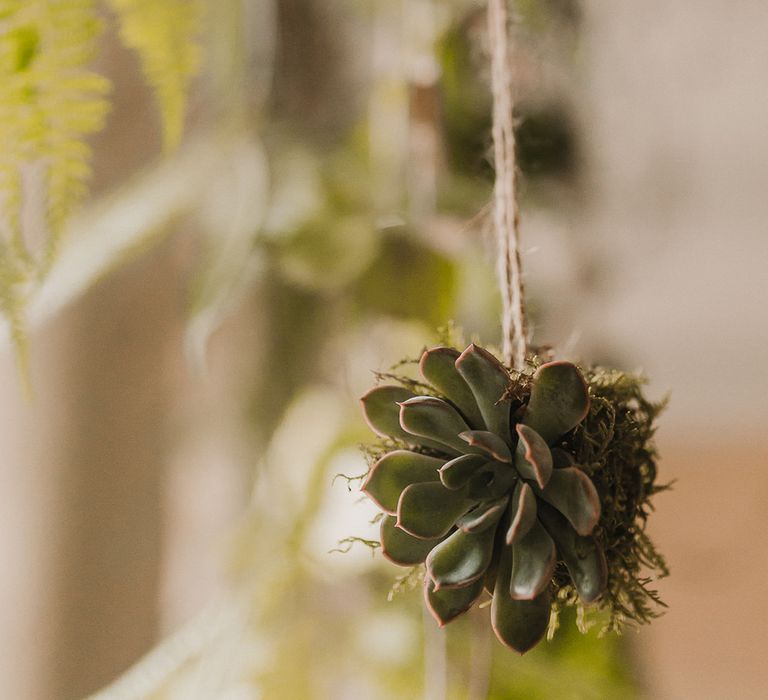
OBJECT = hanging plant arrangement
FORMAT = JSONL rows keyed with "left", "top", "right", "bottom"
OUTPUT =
{"left": 360, "top": 344, "right": 668, "bottom": 653}
{"left": 355, "top": 0, "right": 669, "bottom": 654}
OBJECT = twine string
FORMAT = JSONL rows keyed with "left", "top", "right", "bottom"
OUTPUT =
{"left": 488, "top": 0, "right": 528, "bottom": 369}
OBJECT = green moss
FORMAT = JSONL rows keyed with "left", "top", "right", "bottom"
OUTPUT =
{"left": 561, "top": 367, "right": 670, "bottom": 634}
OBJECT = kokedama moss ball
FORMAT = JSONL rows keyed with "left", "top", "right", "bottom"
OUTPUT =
{"left": 360, "top": 344, "right": 668, "bottom": 653}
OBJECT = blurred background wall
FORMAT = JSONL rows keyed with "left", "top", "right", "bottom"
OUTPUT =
{"left": 1, "top": 1, "right": 767, "bottom": 699}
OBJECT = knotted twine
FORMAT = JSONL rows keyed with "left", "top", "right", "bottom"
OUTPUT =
{"left": 488, "top": 0, "right": 528, "bottom": 369}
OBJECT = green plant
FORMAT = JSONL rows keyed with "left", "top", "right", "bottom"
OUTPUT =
{"left": 361, "top": 343, "right": 667, "bottom": 653}
{"left": 0, "top": 0, "right": 202, "bottom": 364}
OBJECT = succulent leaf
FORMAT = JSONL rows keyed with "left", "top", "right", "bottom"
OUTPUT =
{"left": 459, "top": 430, "right": 512, "bottom": 463}
{"left": 419, "top": 347, "right": 485, "bottom": 429}
{"left": 380, "top": 515, "right": 443, "bottom": 566}
{"left": 509, "top": 519, "right": 557, "bottom": 600}
{"left": 425, "top": 576, "right": 485, "bottom": 627}
{"left": 522, "top": 362, "right": 589, "bottom": 444}
{"left": 457, "top": 497, "right": 508, "bottom": 533}
{"left": 360, "top": 386, "right": 450, "bottom": 452}
{"left": 467, "top": 462, "right": 516, "bottom": 501}
{"left": 397, "top": 481, "right": 471, "bottom": 539}
{"left": 491, "top": 543, "right": 551, "bottom": 654}
{"left": 538, "top": 501, "right": 608, "bottom": 603}
{"left": 426, "top": 525, "right": 496, "bottom": 589}
{"left": 538, "top": 467, "right": 601, "bottom": 536}
{"left": 398, "top": 396, "right": 474, "bottom": 456}
{"left": 514, "top": 424, "right": 553, "bottom": 488}
{"left": 455, "top": 344, "right": 512, "bottom": 443}
{"left": 505, "top": 481, "right": 537, "bottom": 544}
{"left": 439, "top": 454, "right": 488, "bottom": 490}
{"left": 362, "top": 450, "right": 443, "bottom": 514}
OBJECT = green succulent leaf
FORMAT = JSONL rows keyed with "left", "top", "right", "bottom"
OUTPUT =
{"left": 467, "top": 462, "right": 516, "bottom": 500}
{"left": 491, "top": 543, "right": 551, "bottom": 654}
{"left": 424, "top": 576, "right": 485, "bottom": 627}
{"left": 522, "top": 361, "right": 589, "bottom": 444}
{"left": 457, "top": 497, "right": 508, "bottom": 533}
{"left": 455, "top": 344, "right": 512, "bottom": 443}
{"left": 505, "top": 481, "right": 537, "bottom": 544}
{"left": 419, "top": 347, "right": 485, "bottom": 429}
{"left": 360, "top": 386, "right": 450, "bottom": 453}
{"left": 459, "top": 430, "right": 512, "bottom": 463}
{"left": 398, "top": 396, "right": 474, "bottom": 456}
{"left": 397, "top": 481, "right": 471, "bottom": 539}
{"left": 362, "top": 450, "right": 443, "bottom": 514}
{"left": 439, "top": 454, "right": 487, "bottom": 490}
{"left": 509, "top": 518, "right": 556, "bottom": 600}
{"left": 380, "top": 515, "right": 443, "bottom": 566}
{"left": 514, "top": 424, "right": 553, "bottom": 488}
{"left": 537, "top": 466, "right": 601, "bottom": 536}
{"left": 426, "top": 526, "right": 496, "bottom": 589}
{"left": 538, "top": 501, "right": 608, "bottom": 603}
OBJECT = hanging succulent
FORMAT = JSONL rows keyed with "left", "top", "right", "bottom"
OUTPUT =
{"left": 360, "top": 343, "right": 667, "bottom": 653}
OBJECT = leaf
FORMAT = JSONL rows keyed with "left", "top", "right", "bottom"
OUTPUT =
{"left": 380, "top": 515, "right": 442, "bottom": 566}
{"left": 184, "top": 136, "right": 268, "bottom": 372}
{"left": 537, "top": 467, "right": 601, "bottom": 536}
{"left": 505, "top": 481, "right": 537, "bottom": 545}
{"left": 522, "top": 361, "right": 589, "bottom": 444}
{"left": 424, "top": 576, "right": 484, "bottom": 627}
{"left": 457, "top": 497, "right": 507, "bottom": 533}
{"left": 0, "top": 0, "right": 111, "bottom": 362}
{"left": 107, "top": 0, "right": 202, "bottom": 151}
{"left": 419, "top": 346, "right": 485, "bottom": 428}
{"left": 361, "top": 450, "right": 443, "bottom": 514}
{"left": 397, "top": 481, "right": 470, "bottom": 539}
{"left": 354, "top": 231, "right": 457, "bottom": 327}
{"left": 360, "top": 386, "right": 451, "bottom": 453}
{"left": 455, "top": 344, "right": 512, "bottom": 443}
{"left": 426, "top": 526, "right": 496, "bottom": 589}
{"left": 537, "top": 501, "right": 607, "bottom": 603}
{"left": 459, "top": 430, "right": 512, "bottom": 463}
{"left": 398, "top": 396, "right": 473, "bottom": 456}
{"left": 439, "top": 453, "right": 487, "bottom": 490}
{"left": 491, "top": 543, "right": 551, "bottom": 654}
{"left": 509, "top": 519, "right": 556, "bottom": 600}
{"left": 514, "top": 424, "right": 553, "bottom": 488}
{"left": 466, "top": 462, "right": 516, "bottom": 501}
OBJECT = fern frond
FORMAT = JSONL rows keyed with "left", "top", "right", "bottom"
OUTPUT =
{"left": 0, "top": 0, "right": 110, "bottom": 360}
{"left": 0, "top": 238, "right": 29, "bottom": 376}
{"left": 107, "top": 0, "right": 203, "bottom": 152}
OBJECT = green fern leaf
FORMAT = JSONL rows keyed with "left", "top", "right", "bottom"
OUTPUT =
{"left": 107, "top": 0, "right": 203, "bottom": 152}
{"left": 0, "top": 0, "right": 110, "bottom": 362}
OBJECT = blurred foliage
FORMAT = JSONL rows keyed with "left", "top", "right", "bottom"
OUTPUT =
{"left": 0, "top": 0, "right": 110, "bottom": 363}
{"left": 0, "top": 0, "right": 202, "bottom": 366}
{"left": 106, "top": 0, "right": 203, "bottom": 151}
{"left": 516, "top": 103, "right": 578, "bottom": 178}
{"left": 3, "top": 1, "right": 657, "bottom": 699}
{"left": 439, "top": 8, "right": 578, "bottom": 186}
{"left": 353, "top": 229, "right": 457, "bottom": 328}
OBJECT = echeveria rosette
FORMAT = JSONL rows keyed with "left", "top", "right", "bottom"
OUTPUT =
{"left": 360, "top": 344, "right": 608, "bottom": 654}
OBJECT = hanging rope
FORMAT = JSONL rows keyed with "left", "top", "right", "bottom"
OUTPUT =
{"left": 488, "top": 0, "right": 528, "bottom": 369}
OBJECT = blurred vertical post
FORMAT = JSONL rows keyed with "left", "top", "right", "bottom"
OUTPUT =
{"left": 47, "top": 242, "right": 185, "bottom": 699}
{"left": 404, "top": 0, "right": 443, "bottom": 226}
